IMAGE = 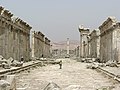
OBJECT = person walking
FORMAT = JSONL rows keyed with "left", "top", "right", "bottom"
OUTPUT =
{"left": 59, "top": 60, "right": 62, "bottom": 69}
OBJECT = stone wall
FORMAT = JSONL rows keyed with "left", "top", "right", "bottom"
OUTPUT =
{"left": 78, "top": 17, "right": 120, "bottom": 64}
{"left": 0, "top": 6, "right": 32, "bottom": 62}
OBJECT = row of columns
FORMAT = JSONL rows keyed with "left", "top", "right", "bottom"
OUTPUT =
{"left": 99, "top": 17, "right": 120, "bottom": 63}
{"left": 0, "top": 6, "right": 31, "bottom": 62}
{"left": 78, "top": 16, "right": 120, "bottom": 63}
{"left": 31, "top": 31, "right": 51, "bottom": 59}
{"left": 44, "top": 37, "right": 51, "bottom": 58}
{"left": 0, "top": 6, "right": 51, "bottom": 62}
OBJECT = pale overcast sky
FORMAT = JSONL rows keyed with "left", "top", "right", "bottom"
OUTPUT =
{"left": 1, "top": 0, "right": 120, "bottom": 42}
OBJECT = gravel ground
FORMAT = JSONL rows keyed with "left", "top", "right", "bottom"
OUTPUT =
{"left": 16, "top": 59, "right": 120, "bottom": 90}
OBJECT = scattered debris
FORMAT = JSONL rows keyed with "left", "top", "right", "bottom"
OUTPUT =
{"left": 106, "top": 61, "right": 118, "bottom": 67}
{"left": 81, "top": 58, "right": 85, "bottom": 62}
{"left": 94, "top": 58, "right": 101, "bottom": 63}
{"left": 10, "top": 60, "right": 23, "bottom": 67}
{"left": 0, "top": 56, "right": 10, "bottom": 69}
{"left": 81, "top": 58, "right": 98, "bottom": 63}
{"left": 85, "top": 58, "right": 93, "bottom": 63}
{"left": 86, "top": 64, "right": 98, "bottom": 69}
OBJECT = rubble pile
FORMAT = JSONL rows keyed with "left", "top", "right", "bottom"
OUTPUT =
{"left": 105, "top": 61, "right": 118, "bottom": 67}
{"left": 81, "top": 58, "right": 100, "bottom": 63}
{"left": 0, "top": 55, "right": 10, "bottom": 69}
{"left": 9, "top": 57, "right": 23, "bottom": 67}
{"left": 0, "top": 55, "right": 23, "bottom": 69}
{"left": 86, "top": 64, "right": 98, "bottom": 69}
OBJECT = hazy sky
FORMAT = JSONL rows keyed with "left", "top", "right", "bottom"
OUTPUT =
{"left": 1, "top": 0, "right": 120, "bottom": 42}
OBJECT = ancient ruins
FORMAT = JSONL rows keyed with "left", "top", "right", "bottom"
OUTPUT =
{"left": 78, "top": 16, "right": 120, "bottom": 64}
{"left": 99, "top": 17, "right": 120, "bottom": 63}
{"left": 0, "top": 6, "right": 51, "bottom": 62}
{"left": 31, "top": 31, "right": 45, "bottom": 58}
{"left": 1, "top": 5, "right": 120, "bottom": 90}
{"left": 78, "top": 25, "right": 90, "bottom": 59}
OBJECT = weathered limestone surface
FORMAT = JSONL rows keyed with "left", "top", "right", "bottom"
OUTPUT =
{"left": 32, "top": 31, "right": 44, "bottom": 58}
{"left": 99, "top": 17, "right": 120, "bottom": 63}
{"left": 6, "top": 75, "right": 16, "bottom": 90}
{"left": 44, "top": 37, "right": 51, "bottom": 58}
{"left": 89, "top": 29, "right": 100, "bottom": 58}
{"left": 75, "top": 46, "right": 80, "bottom": 57}
{"left": 0, "top": 6, "right": 32, "bottom": 62}
{"left": 78, "top": 25, "right": 90, "bottom": 59}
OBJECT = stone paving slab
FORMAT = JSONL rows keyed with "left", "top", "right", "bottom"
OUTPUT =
{"left": 16, "top": 59, "right": 119, "bottom": 90}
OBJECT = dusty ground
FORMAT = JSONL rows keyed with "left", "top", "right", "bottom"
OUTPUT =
{"left": 16, "top": 59, "right": 120, "bottom": 90}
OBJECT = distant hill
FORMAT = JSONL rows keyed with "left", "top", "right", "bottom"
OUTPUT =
{"left": 51, "top": 40, "right": 79, "bottom": 50}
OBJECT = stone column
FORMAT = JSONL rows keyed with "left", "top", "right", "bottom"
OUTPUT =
{"left": 86, "top": 37, "right": 89, "bottom": 58}
{"left": 67, "top": 38, "right": 69, "bottom": 56}
{"left": 31, "top": 31, "right": 35, "bottom": 58}
{"left": 78, "top": 25, "right": 90, "bottom": 60}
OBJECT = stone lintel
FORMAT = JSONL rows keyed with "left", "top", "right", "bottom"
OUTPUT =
{"left": 37, "top": 31, "right": 45, "bottom": 37}
{"left": 33, "top": 31, "right": 44, "bottom": 37}
{"left": 32, "top": 31, "right": 45, "bottom": 41}
{"left": 45, "top": 37, "right": 48, "bottom": 41}
{"left": 20, "top": 19, "right": 32, "bottom": 30}
{"left": 100, "top": 27, "right": 113, "bottom": 37}
{"left": 78, "top": 25, "right": 90, "bottom": 33}
{"left": 2, "top": 9, "right": 13, "bottom": 20}
{"left": 45, "top": 37, "right": 50, "bottom": 45}
{"left": 99, "top": 16, "right": 117, "bottom": 31}
{"left": 79, "top": 28, "right": 89, "bottom": 33}
{"left": 100, "top": 22, "right": 120, "bottom": 37}
{"left": 14, "top": 17, "right": 32, "bottom": 30}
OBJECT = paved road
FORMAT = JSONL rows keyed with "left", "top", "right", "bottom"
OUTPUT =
{"left": 16, "top": 59, "right": 120, "bottom": 90}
